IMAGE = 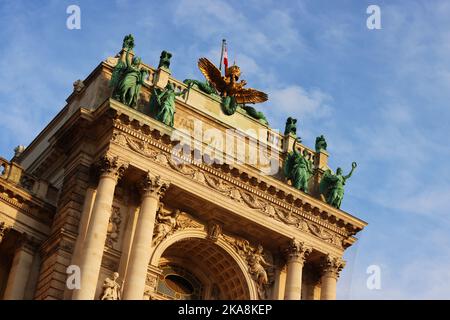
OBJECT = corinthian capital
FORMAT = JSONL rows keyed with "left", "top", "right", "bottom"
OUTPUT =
{"left": 321, "top": 254, "right": 346, "bottom": 279}
{"left": 139, "top": 171, "right": 170, "bottom": 199}
{"left": 285, "top": 238, "right": 312, "bottom": 263}
{"left": 98, "top": 155, "right": 129, "bottom": 181}
{"left": 0, "top": 221, "right": 11, "bottom": 244}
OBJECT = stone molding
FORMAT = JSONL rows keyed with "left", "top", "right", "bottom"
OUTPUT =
{"left": 285, "top": 238, "right": 312, "bottom": 264}
{"left": 97, "top": 154, "right": 129, "bottom": 181}
{"left": 111, "top": 130, "right": 348, "bottom": 248}
{"left": 139, "top": 171, "right": 170, "bottom": 200}
{"left": 320, "top": 254, "right": 346, "bottom": 279}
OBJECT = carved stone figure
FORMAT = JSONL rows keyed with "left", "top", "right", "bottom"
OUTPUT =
{"left": 247, "top": 244, "right": 272, "bottom": 298}
{"left": 197, "top": 58, "right": 268, "bottom": 116}
{"left": 152, "top": 207, "right": 180, "bottom": 246}
{"left": 207, "top": 222, "right": 222, "bottom": 242}
{"left": 106, "top": 206, "right": 121, "bottom": 248}
{"left": 110, "top": 34, "right": 148, "bottom": 108}
{"left": 73, "top": 79, "right": 85, "bottom": 93}
{"left": 320, "top": 162, "right": 357, "bottom": 209}
{"left": 158, "top": 50, "right": 172, "bottom": 70}
{"left": 150, "top": 83, "right": 188, "bottom": 127}
{"left": 100, "top": 272, "right": 122, "bottom": 300}
{"left": 283, "top": 138, "right": 313, "bottom": 193}
{"left": 284, "top": 117, "right": 297, "bottom": 136}
{"left": 315, "top": 135, "right": 327, "bottom": 152}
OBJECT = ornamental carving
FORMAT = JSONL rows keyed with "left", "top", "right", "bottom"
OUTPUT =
{"left": 139, "top": 172, "right": 170, "bottom": 199}
{"left": 111, "top": 132, "right": 347, "bottom": 248}
{"left": 321, "top": 254, "right": 346, "bottom": 279}
{"left": 0, "top": 221, "right": 10, "bottom": 244}
{"left": 106, "top": 206, "right": 121, "bottom": 248}
{"left": 152, "top": 205, "right": 203, "bottom": 247}
{"left": 223, "top": 234, "right": 273, "bottom": 299}
{"left": 99, "top": 272, "right": 122, "bottom": 300}
{"left": 97, "top": 154, "right": 129, "bottom": 180}
{"left": 285, "top": 238, "right": 312, "bottom": 263}
{"left": 206, "top": 221, "right": 222, "bottom": 242}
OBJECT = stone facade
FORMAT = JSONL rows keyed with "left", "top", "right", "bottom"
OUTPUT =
{"left": 0, "top": 51, "right": 366, "bottom": 300}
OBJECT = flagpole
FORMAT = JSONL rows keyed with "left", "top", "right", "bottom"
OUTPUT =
{"left": 219, "top": 39, "right": 226, "bottom": 72}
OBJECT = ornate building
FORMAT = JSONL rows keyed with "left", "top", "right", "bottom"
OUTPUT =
{"left": 0, "top": 36, "right": 366, "bottom": 300}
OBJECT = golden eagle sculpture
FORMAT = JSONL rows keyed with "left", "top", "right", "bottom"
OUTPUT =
{"left": 197, "top": 58, "right": 269, "bottom": 120}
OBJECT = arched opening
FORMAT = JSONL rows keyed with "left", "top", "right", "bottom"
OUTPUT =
{"left": 155, "top": 238, "right": 251, "bottom": 300}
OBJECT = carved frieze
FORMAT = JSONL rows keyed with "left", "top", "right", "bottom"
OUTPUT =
{"left": 110, "top": 132, "right": 348, "bottom": 248}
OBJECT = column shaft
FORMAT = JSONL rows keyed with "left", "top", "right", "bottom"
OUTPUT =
{"left": 320, "top": 273, "right": 337, "bottom": 300}
{"left": 3, "top": 245, "right": 35, "bottom": 300}
{"left": 122, "top": 195, "right": 159, "bottom": 299}
{"left": 72, "top": 155, "right": 127, "bottom": 300}
{"left": 319, "top": 254, "right": 345, "bottom": 300}
{"left": 284, "top": 259, "right": 304, "bottom": 300}
{"left": 73, "top": 175, "right": 116, "bottom": 299}
{"left": 122, "top": 173, "right": 169, "bottom": 300}
{"left": 283, "top": 239, "right": 311, "bottom": 300}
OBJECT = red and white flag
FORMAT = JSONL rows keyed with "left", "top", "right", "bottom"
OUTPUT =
{"left": 223, "top": 42, "right": 228, "bottom": 71}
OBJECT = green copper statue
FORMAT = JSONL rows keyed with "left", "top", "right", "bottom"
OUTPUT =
{"left": 158, "top": 51, "right": 172, "bottom": 71}
{"left": 183, "top": 79, "right": 218, "bottom": 96}
{"left": 150, "top": 82, "right": 188, "bottom": 127}
{"left": 110, "top": 35, "right": 148, "bottom": 108}
{"left": 283, "top": 138, "right": 313, "bottom": 193}
{"left": 315, "top": 135, "right": 327, "bottom": 152}
{"left": 241, "top": 105, "right": 269, "bottom": 126}
{"left": 284, "top": 117, "right": 297, "bottom": 136}
{"left": 319, "top": 162, "right": 357, "bottom": 209}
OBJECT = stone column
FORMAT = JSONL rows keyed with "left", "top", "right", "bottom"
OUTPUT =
{"left": 72, "top": 155, "right": 128, "bottom": 300}
{"left": 3, "top": 234, "right": 39, "bottom": 300}
{"left": 320, "top": 254, "right": 345, "bottom": 300}
{"left": 284, "top": 239, "right": 312, "bottom": 300}
{"left": 122, "top": 172, "right": 169, "bottom": 300}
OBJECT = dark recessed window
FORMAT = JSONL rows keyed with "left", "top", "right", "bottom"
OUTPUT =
{"left": 165, "top": 274, "right": 194, "bottom": 294}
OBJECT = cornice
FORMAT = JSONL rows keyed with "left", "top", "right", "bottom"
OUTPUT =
{"left": 105, "top": 117, "right": 364, "bottom": 249}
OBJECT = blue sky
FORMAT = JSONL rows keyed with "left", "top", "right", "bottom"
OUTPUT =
{"left": 1, "top": 0, "right": 450, "bottom": 299}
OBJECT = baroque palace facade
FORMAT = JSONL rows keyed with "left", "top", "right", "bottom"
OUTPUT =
{"left": 0, "top": 36, "right": 366, "bottom": 300}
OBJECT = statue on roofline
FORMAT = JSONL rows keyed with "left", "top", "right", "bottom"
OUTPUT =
{"left": 284, "top": 117, "right": 297, "bottom": 136}
{"left": 283, "top": 138, "right": 313, "bottom": 193}
{"left": 110, "top": 34, "right": 148, "bottom": 109}
{"left": 150, "top": 82, "right": 188, "bottom": 127}
{"left": 315, "top": 135, "right": 327, "bottom": 152}
{"left": 320, "top": 162, "right": 357, "bottom": 209}
{"left": 196, "top": 57, "right": 268, "bottom": 121}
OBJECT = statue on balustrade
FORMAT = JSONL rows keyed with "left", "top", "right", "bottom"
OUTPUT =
{"left": 320, "top": 162, "right": 357, "bottom": 209}
{"left": 99, "top": 272, "right": 122, "bottom": 300}
{"left": 158, "top": 50, "right": 172, "bottom": 71}
{"left": 315, "top": 135, "right": 327, "bottom": 152}
{"left": 150, "top": 82, "right": 188, "bottom": 127}
{"left": 283, "top": 138, "right": 313, "bottom": 193}
{"left": 110, "top": 34, "right": 148, "bottom": 108}
{"left": 284, "top": 117, "right": 297, "bottom": 136}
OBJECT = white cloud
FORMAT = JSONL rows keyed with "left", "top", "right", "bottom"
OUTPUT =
{"left": 268, "top": 85, "right": 332, "bottom": 120}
